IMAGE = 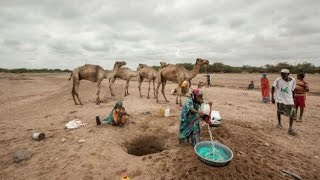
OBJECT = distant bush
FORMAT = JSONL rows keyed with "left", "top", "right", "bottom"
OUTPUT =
{"left": 153, "top": 62, "right": 319, "bottom": 74}
{"left": 0, "top": 68, "right": 71, "bottom": 73}
{"left": 1, "top": 62, "right": 319, "bottom": 74}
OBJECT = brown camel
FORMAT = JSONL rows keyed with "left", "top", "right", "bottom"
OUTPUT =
{"left": 155, "top": 58, "right": 209, "bottom": 106}
{"left": 69, "top": 61, "right": 126, "bottom": 105}
{"left": 137, "top": 62, "right": 167, "bottom": 99}
{"left": 109, "top": 67, "right": 138, "bottom": 96}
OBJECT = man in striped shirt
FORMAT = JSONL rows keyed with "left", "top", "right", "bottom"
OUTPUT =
{"left": 294, "top": 72, "right": 309, "bottom": 122}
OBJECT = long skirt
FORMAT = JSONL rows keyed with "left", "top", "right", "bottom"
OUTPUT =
{"left": 180, "top": 131, "right": 200, "bottom": 146}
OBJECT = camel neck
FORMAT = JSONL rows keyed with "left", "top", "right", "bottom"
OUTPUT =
{"left": 188, "top": 63, "right": 201, "bottom": 78}
{"left": 113, "top": 65, "right": 120, "bottom": 71}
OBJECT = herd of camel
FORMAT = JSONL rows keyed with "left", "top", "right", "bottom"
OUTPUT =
{"left": 69, "top": 58, "right": 209, "bottom": 106}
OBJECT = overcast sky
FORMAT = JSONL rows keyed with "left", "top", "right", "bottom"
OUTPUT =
{"left": 1, "top": 0, "right": 319, "bottom": 70}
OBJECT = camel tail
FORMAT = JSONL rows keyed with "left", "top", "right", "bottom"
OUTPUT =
{"left": 68, "top": 72, "right": 73, "bottom": 80}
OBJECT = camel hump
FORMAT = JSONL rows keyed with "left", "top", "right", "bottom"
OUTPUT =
{"left": 75, "top": 64, "right": 104, "bottom": 82}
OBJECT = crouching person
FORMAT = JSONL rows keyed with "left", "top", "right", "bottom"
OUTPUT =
{"left": 103, "top": 101, "right": 129, "bottom": 126}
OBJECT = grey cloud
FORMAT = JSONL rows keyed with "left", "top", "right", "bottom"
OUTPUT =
{"left": 200, "top": 16, "right": 219, "bottom": 26}
{"left": 3, "top": 39, "right": 20, "bottom": 46}
{"left": 49, "top": 40, "right": 80, "bottom": 54}
{"left": 0, "top": 0, "right": 319, "bottom": 69}
{"left": 82, "top": 42, "right": 111, "bottom": 52}
{"left": 230, "top": 18, "right": 247, "bottom": 29}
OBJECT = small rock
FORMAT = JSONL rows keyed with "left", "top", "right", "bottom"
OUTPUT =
{"left": 141, "top": 111, "right": 151, "bottom": 115}
{"left": 315, "top": 156, "right": 319, "bottom": 159}
{"left": 264, "top": 142, "right": 270, "bottom": 147}
{"left": 13, "top": 149, "right": 32, "bottom": 163}
{"left": 78, "top": 139, "right": 86, "bottom": 143}
{"left": 61, "top": 138, "right": 66, "bottom": 143}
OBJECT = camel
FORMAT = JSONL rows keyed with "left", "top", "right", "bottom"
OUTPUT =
{"left": 69, "top": 61, "right": 126, "bottom": 105}
{"left": 137, "top": 62, "right": 168, "bottom": 99}
{"left": 155, "top": 58, "right": 209, "bottom": 106}
{"left": 109, "top": 67, "right": 138, "bottom": 96}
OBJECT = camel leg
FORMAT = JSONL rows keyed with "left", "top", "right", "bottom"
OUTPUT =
{"left": 109, "top": 77, "right": 115, "bottom": 96}
{"left": 96, "top": 81, "right": 101, "bottom": 105}
{"left": 156, "top": 80, "right": 161, "bottom": 103}
{"left": 152, "top": 79, "right": 156, "bottom": 99}
{"left": 73, "top": 80, "right": 83, "bottom": 105}
{"left": 176, "top": 85, "right": 182, "bottom": 105}
{"left": 161, "top": 80, "right": 169, "bottom": 102}
{"left": 138, "top": 76, "right": 143, "bottom": 98}
{"left": 71, "top": 82, "right": 78, "bottom": 105}
{"left": 127, "top": 80, "right": 130, "bottom": 95}
{"left": 147, "top": 80, "right": 151, "bottom": 99}
{"left": 124, "top": 80, "right": 129, "bottom": 96}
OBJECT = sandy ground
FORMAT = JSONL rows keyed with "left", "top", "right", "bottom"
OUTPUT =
{"left": 0, "top": 72, "right": 319, "bottom": 180}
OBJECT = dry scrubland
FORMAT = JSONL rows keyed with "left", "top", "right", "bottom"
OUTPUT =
{"left": 0, "top": 73, "right": 319, "bottom": 179}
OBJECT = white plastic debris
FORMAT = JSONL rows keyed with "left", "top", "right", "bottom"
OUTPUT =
{"left": 65, "top": 119, "right": 86, "bottom": 129}
{"left": 210, "top": 111, "right": 222, "bottom": 121}
{"left": 78, "top": 139, "right": 86, "bottom": 143}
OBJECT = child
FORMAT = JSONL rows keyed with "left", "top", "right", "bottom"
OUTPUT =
{"left": 171, "top": 80, "right": 190, "bottom": 96}
{"left": 294, "top": 72, "right": 309, "bottom": 122}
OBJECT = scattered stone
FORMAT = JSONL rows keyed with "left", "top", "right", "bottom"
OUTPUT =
{"left": 13, "top": 149, "right": 32, "bottom": 163}
{"left": 61, "top": 138, "right": 66, "bottom": 143}
{"left": 264, "top": 142, "right": 270, "bottom": 147}
{"left": 315, "top": 156, "right": 319, "bottom": 159}
{"left": 78, "top": 139, "right": 86, "bottom": 143}
{"left": 141, "top": 111, "right": 151, "bottom": 115}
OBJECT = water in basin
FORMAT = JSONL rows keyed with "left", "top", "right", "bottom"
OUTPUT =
{"left": 197, "top": 145, "right": 230, "bottom": 161}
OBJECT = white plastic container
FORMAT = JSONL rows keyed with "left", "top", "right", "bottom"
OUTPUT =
{"left": 164, "top": 107, "right": 170, "bottom": 117}
{"left": 210, "top": 111, "right": 222, "bottom": 121}
{"left": 200, "top": 103, "right": 211, "bottom": 115}
{"left": 32, "top": 132, "right": 45, "bottom": 141}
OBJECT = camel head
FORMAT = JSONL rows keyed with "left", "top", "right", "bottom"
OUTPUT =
{"left": 196, "top": 58, "right": 209, "bottom": 66}
{"left": 137, "top": 63, "right": 147, "bottom": 71}
{"left": 114, "top": 61, "right": 126, "bottom": 69}
{"left": 159, "top": 61, "right": 167, "bottom": 69}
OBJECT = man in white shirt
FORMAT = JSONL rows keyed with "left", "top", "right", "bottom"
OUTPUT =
{"left": 271, "top": 69, "right": 297, "bottom": 135}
